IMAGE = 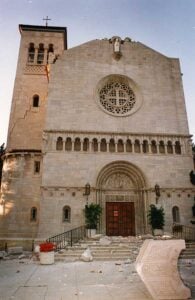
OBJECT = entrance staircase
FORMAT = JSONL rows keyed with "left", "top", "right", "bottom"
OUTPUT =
{"left": 179, "top": 242, "right": 195, "bottom": 260}
{"left": 55, "top": 237, "right": 143, "bottom": 262}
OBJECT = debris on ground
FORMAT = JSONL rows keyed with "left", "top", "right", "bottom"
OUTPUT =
{"left": 80, "top": 248, "right": 93, "bottom": 262}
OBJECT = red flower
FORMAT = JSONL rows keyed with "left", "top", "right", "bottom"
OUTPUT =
{"left": 39, "top": 242, "right": 56, "bottom": 252}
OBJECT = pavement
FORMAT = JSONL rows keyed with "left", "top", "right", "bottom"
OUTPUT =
{"left": 0, "top": 257, "right": 153, "bottom": 300}
{"left": 0, "top": 257, "right": 194, "bottom": 300}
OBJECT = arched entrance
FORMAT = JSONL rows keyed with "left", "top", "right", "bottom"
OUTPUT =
{"left": 96, "top": 161, "right": 147, "bottom": 236}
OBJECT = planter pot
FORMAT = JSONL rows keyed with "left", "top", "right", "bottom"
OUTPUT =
{"left": 153, "top": 229, "right": 164, "bottom": 236}
{"left": 40, "top": 251, "right": 54, "bottom": 265}
{"left": 86, "top": 229, "right": 96, "bottom": 238}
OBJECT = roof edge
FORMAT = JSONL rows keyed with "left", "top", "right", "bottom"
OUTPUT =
{"left": 19, "top": 24, "right": 67, "bottom": 49}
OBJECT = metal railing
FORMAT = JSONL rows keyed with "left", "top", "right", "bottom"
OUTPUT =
{"left": 172, "top": 224, "right": 195, "bottom": 241}
{"left": 46, "top": 225, "right": 86, "bottom": 250}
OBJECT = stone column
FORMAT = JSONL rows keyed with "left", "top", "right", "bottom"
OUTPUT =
{"left": 148, "top": 143, "right": 152, "bottom": 154}
{"left": 34, "top": 48, "right": 38, "bottom": 64}
{"left": 97, "top": 141, "right": 101, "bottom": 152}
{"left": 43, "top": 48, "right": 48, "bottom": 65}
{"left": 89, "top": 141, "right": 92, "bottom": 152}
{"left": 106, "top": 142, "right": 109, "bottom": 152}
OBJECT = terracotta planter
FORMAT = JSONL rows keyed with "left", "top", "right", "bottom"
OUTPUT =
{"left": 40, "top": 251, "right": 54, "bottom": 265}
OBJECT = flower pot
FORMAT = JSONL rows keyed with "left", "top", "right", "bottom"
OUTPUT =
{"left": 40, "top": 251, "right": 54, "bottom": 265}
{"left": 153, "top": 229, "right": 164, "bottom": 236}
{"left": 86, "top": 229, "right": 96, "bottom": 238}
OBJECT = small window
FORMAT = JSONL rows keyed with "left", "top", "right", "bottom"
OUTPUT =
{"left": 159, "top": 141, "right": 165, "bottom": 154}
{"left": 33, "top": 95, "right": 39, "bottom": 107}
{"left": 100, "top": 139, "right": 107, "bottom": 152}
{"left": 151, "top": 140, "right": 157, "bottom": 154}
{"left": 109, "top": 139, "right": 115, "bottom": 152}
{"left": 30, "top": 207, "right": 37, "bottom": 222}
{"left": 143, "top": 140, "right": 149, "bottom": 153}
{"left": 48, "top": 43, "right": 54, "bottom": 53}
{"left": 34, "top": 161, "right": 40, "bottom": 174}
{"left": 83, "top": 138, "right": 89, "bottom": 152}
{"left": 175, "top": 141, "right": 181, "bottom": 154}
{"left": 28, "top": 43, "right": 35, "bottom": 63}
{"left": 63, "top": 206, "right": 71, "bottom": 222}
{"left": 134, "top": 139, "right": 141, "bottom": 153}
{"left": 92, "top": 138, "right": 98, "bottom": 152}
{"left": 126, "top": 139, "right": 132, "bottom": 152}
{"left": 167, "top": 141, "right": 173, "bottom": 154}
{"left": 65, "top": 137, "right": 72, "bottom": 151}
{"left": 37, "top": 43, "right": 44, "bottom": 64}
{"left": 172, "top": 206, "right": 180, "bottom": 223}
{"left": 74, "top": 138, "right": 81, "bottom": 151}
{"left": 56, "top": 137, "right": 63, "bottom": 150}
{"left": 117, "top": 139, "right": 124, "bottom": 152}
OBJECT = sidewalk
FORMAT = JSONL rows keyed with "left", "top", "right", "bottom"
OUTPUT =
{"left": 0, "top": 258, "right": 152, "bottom": 300}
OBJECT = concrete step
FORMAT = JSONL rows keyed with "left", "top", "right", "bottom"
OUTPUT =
{"left": 179, "top": 242, "right": 195, "bottom": 259}
{"left": 54, "top": 236, "right": 143, "bottom": 262}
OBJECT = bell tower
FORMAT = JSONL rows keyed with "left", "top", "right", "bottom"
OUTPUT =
{"left": 7, "top": 24, "right": 67, "bottom": 151}
{"left": 0, "top": 24, "right": 67, "bottom": 239}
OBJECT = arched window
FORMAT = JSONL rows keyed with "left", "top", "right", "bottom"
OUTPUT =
{"left": 65, "top": 137, "right": 72, "bottom": 151}
{"left": 74, "top": 138, "right": 81, "bottom": 151}
{"left": 100, "top": 139, "right": 107, "bottom": 152}
{"left": 48, "top": 43, "right": 54, "bottom": 53}
{"left": 134, "top": 139, "right": 141, "bottom": 153}
{"left": 117, "top": 139, "right": 124, "bottom": 152}
{"left": 167, "top": 141, "right": 173, "bottom": 154}
{"left": 159, "top": 141, "right": 165, "bottom": 154}
{"left": 32, "top": 94, "right": 39, "bottom": 107}
{"left": 83, "top": 138, "right": 89, "bottom": 152}
{"left": 142, "top": 140, "right": 149, "bottom": 153}
{"left": 175, "top": 141, "right": 181, "bottom": 154}
{"left": 47, "top": 43, "right": 55, "bottom": 63}
{"left": 56, "top": 137, "right": 63, "bottom": 151}
{"left": 151, "top": 140, "right": 157, "bottom": 154}
{"left": 37, "top": 43, "right": 44, "bottom": 64}
{"left": 30, "top": 207, "right": 37, "bottom": 222}
{"left": 63, "top": 206, "right": 71, "bottom": 222}
{"left": 109, "top": 139, "right": 115, "bottom": 152}
{"left": 92, "top": 138, "right": 98, "bottom": 152}
{"left": 28, "top": 43, "right": 35, "bottom": 63}
{"left": 172, "top": 206, "right": 180, "bottom": 223}
{"left": 126, "top": 139, "right": 132, "bottom": 152}
{"left": 34, "top": 161, "right": 40, "bottom": 174}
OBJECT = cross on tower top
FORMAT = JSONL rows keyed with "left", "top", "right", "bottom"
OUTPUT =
{"left": 43, "top": 16, "right": 51, "bottom": 27}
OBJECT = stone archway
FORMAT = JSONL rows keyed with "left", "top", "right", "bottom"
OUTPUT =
{"left": 96, "top": 161, "right": 147, "bottom": 236}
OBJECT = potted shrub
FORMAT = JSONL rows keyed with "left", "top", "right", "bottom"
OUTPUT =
{"left": 85, "top": 203, "right": 102, "bottom": 237}
{"left": 148, "top": 204, "right": 165, "bottom": 236}
{"left": 39, "top": 242, "right": 56, "bottom": 265}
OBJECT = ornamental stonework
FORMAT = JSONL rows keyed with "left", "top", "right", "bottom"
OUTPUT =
{"left": 99, "top": 81, "right": 136, "bottom": 116}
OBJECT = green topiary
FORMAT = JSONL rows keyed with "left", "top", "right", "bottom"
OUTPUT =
{"left": 85, "top": 203, "right": 102, "bottom": 229}
{"left": 148, "top": 204, "right": 165, "bottom": 233}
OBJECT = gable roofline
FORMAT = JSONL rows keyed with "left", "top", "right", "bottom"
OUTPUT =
{"left": 19, "top": 24, "right": 67, "bottom": 49}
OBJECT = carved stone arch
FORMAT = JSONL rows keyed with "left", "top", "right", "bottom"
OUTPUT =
{"left": 96, "top": 161, "right": 148, "bottom": 236}
{"left": 97, "top": 160, "right": 147, "bottom": 189}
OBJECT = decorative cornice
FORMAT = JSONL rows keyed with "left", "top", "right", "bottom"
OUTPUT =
{"left": 44, "top": 129, "right": 192, "bottom": 139}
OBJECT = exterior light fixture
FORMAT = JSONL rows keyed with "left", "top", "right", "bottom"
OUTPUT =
{"left": 83, "top": 183, "right": 90, "bottom": 205}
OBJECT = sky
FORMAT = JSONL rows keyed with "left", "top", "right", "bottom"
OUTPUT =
{"left": 0, "top": 0, "right": 195, "bottom": 146}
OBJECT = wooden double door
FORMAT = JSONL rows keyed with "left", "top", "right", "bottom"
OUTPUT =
{"left": 106, "top": 202, "right": 135, "bottom": 236}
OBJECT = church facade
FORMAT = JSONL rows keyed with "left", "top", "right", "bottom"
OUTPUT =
{"left": 0, "top": 24, "right": 194, "bottom": 241}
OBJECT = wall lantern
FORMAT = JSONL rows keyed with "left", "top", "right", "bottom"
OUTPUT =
{"left": 84, "top": 183, "right": 90, "bottom": 196}
{"left": 83, "top": 183, "right": 90, "bottom": 205}
{"left": 155, "top": 184, "right": 160, "bottom": 204}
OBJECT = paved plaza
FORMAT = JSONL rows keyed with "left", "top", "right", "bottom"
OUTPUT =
{"left": 0, "top": 257, "right": 195, "bottom": 300}
{"left": 0, "top": 258, "right": 153, "bottom": 300}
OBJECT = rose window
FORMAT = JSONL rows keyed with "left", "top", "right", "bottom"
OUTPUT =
{"left": 99, "top": 82, "right": 136, "bottom": 116}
